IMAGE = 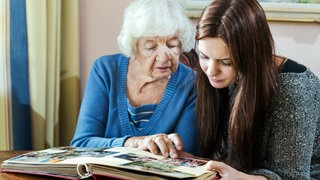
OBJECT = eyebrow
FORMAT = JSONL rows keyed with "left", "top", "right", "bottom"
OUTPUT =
{"left": 198, "top": 50, "right": 230, "bottom": 61}
{"left": 144, "top": 39, "right": 155, "bottom": 43}
{"left": 216, "top": 57, "right": 231, "bottom": 61}
{"left": 168, "top": 36, "right": 179, "bottom": 41}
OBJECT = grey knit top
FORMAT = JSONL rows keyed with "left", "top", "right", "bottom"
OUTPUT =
{"left": 249, "top": 62, "right": 320, "bottom": 179}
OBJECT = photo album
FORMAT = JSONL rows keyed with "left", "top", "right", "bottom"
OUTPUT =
{"left": 1, "top": 146, "right": 217, "bottom": 180}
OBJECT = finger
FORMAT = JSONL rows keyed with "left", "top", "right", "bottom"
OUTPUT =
{"left": 167, "top": 140, "right": 178, "bottom": 159}
{"left": 205, "top": 160, "right": 226, "bottom": 173}
{"left": 168, "top": 133, "right": 184, "bottom": 151}
{"left": 205, "top": 161, "right": 216, "bottom": 171}
{"left": 153, "top": 136, "right": 170, "bottom": 157}
{"left": 144, "top": 136, "right": 159, "bottom": 155}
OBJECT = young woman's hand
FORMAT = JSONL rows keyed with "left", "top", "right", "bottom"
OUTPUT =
{"left": 205, "top": 160, "right": 267, "bottom": 180}
{"left": 124, "top": 133, "right": 184, "bottom": 158}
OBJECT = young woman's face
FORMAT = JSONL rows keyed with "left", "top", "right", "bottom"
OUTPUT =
{"left": 198, "top": 37, "right": 237, "bottom": 89}
{"left": 134, "top": 35, "right": 181, "bottom": 80}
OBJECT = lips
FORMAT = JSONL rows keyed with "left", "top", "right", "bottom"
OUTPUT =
{"left": 211, "top": 79, "right": 220, "bottom": 83}
{"left": 157, "top": 66, "right": 170, "bottom": 69}
{"left": 156, "top": 65, "right": 171, "bottom": 70}
{"left": 209, "top": 78, "right": 222, "bottom": 84}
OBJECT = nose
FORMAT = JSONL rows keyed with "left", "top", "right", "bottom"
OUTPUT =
{"left": 207, "top": 60, "right": 219, "bottom": 77}
{"left": 156, "top": 47, "right": 172, "bottom": 62}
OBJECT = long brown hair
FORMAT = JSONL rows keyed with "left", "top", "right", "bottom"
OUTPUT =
{"left": 195, "top": 0, "right": 278, "bottom": 170}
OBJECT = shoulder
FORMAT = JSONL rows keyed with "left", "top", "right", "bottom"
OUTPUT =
{"left": 265, "top": 68, "right": 320, "bottom": 143}
{"left": 92, "top": 53, "right": 128, "bottom": 69}
{"left": 278, "top": 59, "right": 320, "bottom": 94}
{"left": 173, "top": 63, "right": 197, "bottom": 89}
{"left": 177, "top": 63, "right": 196, "bottom": 80}
{"left": 275, "top": 68, "right": 320, "bottom": 115}
{"left": 279, "top": 68, "right": 320, "bottom": 94}
{"left": 90, "top": 54, "right": 129, "bottom": 76}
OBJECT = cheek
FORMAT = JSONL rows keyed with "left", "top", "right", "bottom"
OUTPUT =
{"left": 226, "top": 69, "right": 237, "bottom": 82}
{"left": 171, "top": 47, "right": 180, "bottom": 54}
{"left": 199, "top": 60, "right": 207, "bottom": 72}
{"left": 171, "top": 58, "right": 179, "bottom": 71}
{"left": 170, "top": 50, "right": 180, "bottom": 67}
{"left": 144, "top": 49, "right": 153, "bottom": 57}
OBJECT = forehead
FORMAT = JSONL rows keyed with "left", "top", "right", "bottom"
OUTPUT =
{"left": 198, "top": 37, "right": 229, "bottom": 58}
{"left": 138, "top": 34, "right": 180, "bottom": 43}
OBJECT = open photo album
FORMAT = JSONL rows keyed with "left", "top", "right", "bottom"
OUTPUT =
{"left": 1, "top": 146, "right": 217, "bottom": 180}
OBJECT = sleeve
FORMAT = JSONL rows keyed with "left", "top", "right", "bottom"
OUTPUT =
{"left": 173, "top": 73, "right": 199, "bottom": 156}
{"left": 70, "top": 59, "right": 130, "bottom": 148}
{"left": 249, "top": 76, "right": 319, "bottom": 180}
{"left": 175, "top": 85, "right": 200, "bottom": 156}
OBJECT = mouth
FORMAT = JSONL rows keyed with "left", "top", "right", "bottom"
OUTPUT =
{"left": 209, "top": 78, "right": 222, "bottom": 84}
{"left": 156, "top": 66, "right": 171, "bottom": 72}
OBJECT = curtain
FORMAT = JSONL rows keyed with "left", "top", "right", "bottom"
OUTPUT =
{"left": 9, "top": 0, "right": 31, "bottom": 150}
{"left": 0, "top": 0, "right": 80, "bottom": 150}
{"left": 26, "top": 0, "right": 80, "bottom": 150}
{"left": 0, "top": 0, "right": 11, "bottom": 150}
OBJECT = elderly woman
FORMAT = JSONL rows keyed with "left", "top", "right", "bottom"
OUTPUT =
{"left": 71, "top": 0, "right": 198, "bottom": 158}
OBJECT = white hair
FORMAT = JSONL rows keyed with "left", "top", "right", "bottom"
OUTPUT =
{"left": 117, "top": 0, "right": 195, "bottom": 57}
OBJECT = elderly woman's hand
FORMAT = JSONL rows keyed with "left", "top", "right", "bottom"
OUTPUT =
{"left": 124, "top": 133, "right": 184, "bottom": 158}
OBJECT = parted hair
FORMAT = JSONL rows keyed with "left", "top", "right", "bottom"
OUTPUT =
{"left": 117, "top": 0, "right": 195, "bottom": 57}
{"left": 195, "top": 0, "right": 279, "bottom": 170}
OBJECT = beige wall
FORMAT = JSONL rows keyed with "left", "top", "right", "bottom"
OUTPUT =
{"left": 269, "top": 21, "right": 320, "bottom": 76}
{"left": 79, "top": 0, "right": 132, "bottom": 98}
{"left": 79, "top": 1, "right": 320, "bottom": 99}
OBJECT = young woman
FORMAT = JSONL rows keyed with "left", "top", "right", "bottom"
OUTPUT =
{"left": 195, "top": 0, "right": 320, "bottom": 179}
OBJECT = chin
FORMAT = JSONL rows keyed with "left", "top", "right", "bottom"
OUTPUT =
{"left": 153, "top": 73, "right": 172, "bottom": 80}
{"left": 210, "top": 82, "right": 228, "bottom": 89}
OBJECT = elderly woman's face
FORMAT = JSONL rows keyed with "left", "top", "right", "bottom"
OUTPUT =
{"left": 134, "top": 35, "right": 181, "bottom": 80}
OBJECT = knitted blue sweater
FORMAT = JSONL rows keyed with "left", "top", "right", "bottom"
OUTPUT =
{"left": 71, "top": 54, "right": 199, "bottom": 155}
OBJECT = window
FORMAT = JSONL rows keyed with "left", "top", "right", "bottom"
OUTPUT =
{"left": 184, "top": 0, "right": 320, "bottom": 22}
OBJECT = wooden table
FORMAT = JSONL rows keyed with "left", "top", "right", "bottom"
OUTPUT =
{"left": 0, "top": 150, "right": 59, "bottom": 180}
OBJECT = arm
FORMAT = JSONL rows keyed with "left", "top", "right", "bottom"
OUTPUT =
{"left": 125, "top": 65, "right": 199, "bottom": 157}
{"left": 204, "top": 73, "right": 319, "bottom": 179}
{"left": 249, "top": 74, "right": 319, "bottom": 179}
{"left": 71, "top": 57, "right": 130, "bottom": 148}
{"left": 204, "top": 75, "right": 319, "bottom": 179}
{"left": 173, "top": 84, "right": 199, "bottom": 155}
{"left": 124, "top": 88, "right": 198, "bottom": 158}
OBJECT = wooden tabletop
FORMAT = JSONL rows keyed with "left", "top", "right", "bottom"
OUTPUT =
{"left": 0, "top": 150, "right": 59, "bottom": 180}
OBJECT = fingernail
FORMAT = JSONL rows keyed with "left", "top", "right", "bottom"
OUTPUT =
{"left": 153, "top": 150, "right": 158, "bottom": 154}
{"left": 177, "top": 146, "right": 183, "bottom": 150}
{"left": 171, "top": 152, "right": 177, "bottom": 158}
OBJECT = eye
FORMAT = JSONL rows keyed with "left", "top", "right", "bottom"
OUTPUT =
{"left": 220, "top": 59, "right": 232, "bottom": 66}
{"left": 145, "top": 46, "right": 155, "bottom": 50}
{"left": 144, "top": 47, "right": 156, "bottom": 54}
{"left": 168, "top": 45, "right": 178, "bottom": 49}
{"left": 199, "top": 53, "right": 209, "bottom": 60}
{"left": 167, "top": 40, "right": 180, "bottom": 49}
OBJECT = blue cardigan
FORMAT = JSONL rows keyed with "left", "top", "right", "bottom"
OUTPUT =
{"left": 71, "top": 54, "right": 199, "bottom": 155}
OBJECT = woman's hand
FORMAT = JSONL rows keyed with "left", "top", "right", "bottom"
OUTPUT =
{"left": 124, "top": 133, "right": 184, "bottom": 158}
{"left": 205, "top": 161, "right": 267, "bottom": 180}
